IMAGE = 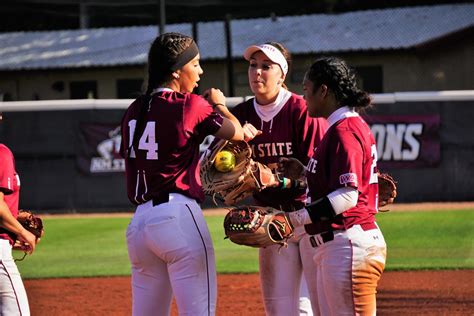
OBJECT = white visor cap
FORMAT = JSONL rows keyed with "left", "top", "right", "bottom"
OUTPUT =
{"left": 243, "top": 44, "right": 288, "bottom": 75}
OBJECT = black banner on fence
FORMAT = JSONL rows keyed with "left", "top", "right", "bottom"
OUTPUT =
{"left": 78, "top": 123, "right": 124, "bottom": 174}
{"left": 364, "top": 114, "right": 440, "bottom": 168}
{"left": 77, "top": 114, "right": 440, "bottom": 175}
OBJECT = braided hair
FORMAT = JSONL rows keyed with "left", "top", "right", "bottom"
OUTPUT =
{"left": 306, "top": 57, "right": 371, "bottom": 110}
{"left": 128, "top": 32, "right": 194, "bottom": 158}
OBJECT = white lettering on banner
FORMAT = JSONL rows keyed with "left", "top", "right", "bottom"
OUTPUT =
{"left": 251, "top": 142, "right": 293, "bottom": 158}
{"left": 88, "top": 125, "right": 125, "bottom": 173}
{"left": 90, "top": 158, "right": 125, "bottom": 172}
{"left": 404, "top": 124, "right": 423, "bottom": 160}
{"left": 371, "top": 123, "right": 423, "bottom": 161}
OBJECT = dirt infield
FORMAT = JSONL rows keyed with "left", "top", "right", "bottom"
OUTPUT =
{"left": 25, "top": 270, "right": 473, "bottom": 315}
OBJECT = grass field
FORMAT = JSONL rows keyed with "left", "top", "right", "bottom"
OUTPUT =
{"left": 16, "top": 209, "right": 474, "bottom": 279}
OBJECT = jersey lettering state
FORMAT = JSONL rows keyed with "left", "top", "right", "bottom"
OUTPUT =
{"left": 120, "top": 91, "right": 223, "bottom": 204}
{"left": 232, "top": 93, "right": 327, "bottom": 210}
{"left": 251, "top": 142, "right": 293, "bottom": 158}
{"left": 307, "top": 115, "right": 378, "bottom": 231}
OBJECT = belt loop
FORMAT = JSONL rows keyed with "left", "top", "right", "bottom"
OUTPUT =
{"left": 309, "top": 230, "right": 334, "bottom": 248}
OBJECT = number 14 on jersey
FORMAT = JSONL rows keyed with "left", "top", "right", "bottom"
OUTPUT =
{"left": 128, "top": 120, "right": 159, "bottom": 160}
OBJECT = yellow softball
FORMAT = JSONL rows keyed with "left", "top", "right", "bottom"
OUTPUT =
{"left": 214, "top": 150, "right": 236, "bottom": 172}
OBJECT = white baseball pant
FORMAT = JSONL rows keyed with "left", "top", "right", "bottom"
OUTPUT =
{"left": 259, "top": 225, "right": 317, "bottom": 316}
{"left": 126, "top": 193, "right": 217, "bottom": 316}
{"left": 306, "top": 224, "right": 386, "bottom": 316}
{"left": 0, "top": 239, "right": 30, "bottom": 316}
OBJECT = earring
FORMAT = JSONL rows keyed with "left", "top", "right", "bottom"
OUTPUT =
{"left": 173, "top": 73, "right": 180, "bottom": 79}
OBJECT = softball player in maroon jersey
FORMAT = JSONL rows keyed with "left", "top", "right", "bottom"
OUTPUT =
{"left": 283, "top": 57, "right": 387, "bottom": 315}
{"left": 232, "top": 43, "right": 328, "bottom": 316}
{"left": 120, "top": 33, "right": 243, "bottom": 316}
{"left": 0, "top": 113, "right": 38, "bottom": 315}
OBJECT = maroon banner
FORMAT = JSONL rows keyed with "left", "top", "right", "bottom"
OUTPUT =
{"left": 363, "top": 114, "right": 440, "bottom": 168}
{"left": 77, "top": 123, "right": 124, "bottom": 174}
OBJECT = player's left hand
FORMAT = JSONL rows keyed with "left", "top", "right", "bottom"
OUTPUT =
{"left": 277, "top": 157, "right": 306, "bottom": 180}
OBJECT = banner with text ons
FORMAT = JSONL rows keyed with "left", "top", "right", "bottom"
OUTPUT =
{"left": 78, "top": 123, "right": 125, "bottom": 174}
{"left": 364, "top": 114, "right": 440, "bottom": 168}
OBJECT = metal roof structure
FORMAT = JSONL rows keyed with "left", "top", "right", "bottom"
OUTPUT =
{"left": 0, "top": 3, "right": 473, "bottom": 71}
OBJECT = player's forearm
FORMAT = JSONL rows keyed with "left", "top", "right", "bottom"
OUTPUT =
{"left": 214, "top": 104, "right": 244, "bottom": 140}
{"left": 288, "top": 187, "right": 358, "bottom": 227}
{"left": 0, "top": 194, "right": 26, "bottom": 236}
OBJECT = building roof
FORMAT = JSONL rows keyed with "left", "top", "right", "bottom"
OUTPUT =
{"left": 0, "top": 3, "right": 473, "bottom": 71}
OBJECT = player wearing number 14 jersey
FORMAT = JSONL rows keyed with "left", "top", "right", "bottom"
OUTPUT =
{"left": 120, "top": 32, "right": 243, "bottom": 316}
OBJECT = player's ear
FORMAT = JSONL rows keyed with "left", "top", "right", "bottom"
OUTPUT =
{"left": 278, "top": 74, "right": 286, "bottom": 85}
{"left": 172, "top": 71, "right": 180, "bottom": 80}
{"left": 319, "top": 84, "right": 329, "bottom": 97}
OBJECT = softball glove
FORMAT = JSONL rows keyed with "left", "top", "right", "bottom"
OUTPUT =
{"left": 223, "top": 205, "right": 294, "bottom": 248}
{"left": 200, "top": 139, "right": 278, "bottom": 206}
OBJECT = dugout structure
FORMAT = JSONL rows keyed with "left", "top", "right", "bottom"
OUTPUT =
{"left": 1, "top": 91, "right": 473, "bottom": 211}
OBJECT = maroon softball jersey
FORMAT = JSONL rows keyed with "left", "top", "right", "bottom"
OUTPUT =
{"left": 232, "top": 93, "right": 327, "bottom": 210}
{"left": 307, "top": 113, "right": 379, "bottom": 231}
{"left": 0, "top": 144, "right": 20, "bottom": 244}
{"left": 120, "top": 91, "right": 223, "bottom": 205}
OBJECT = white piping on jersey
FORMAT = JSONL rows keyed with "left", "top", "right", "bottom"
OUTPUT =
{"left": 152, "top": 87, "right": 174, "bottom": 94}
{"left": 134, "top": 170, "right": 141, "bottom": 204}
{"left": 259, "top": 118, "right": 274, "bottom": 133}
{"left": 141, "top": 170, "right": 148, "bottom": 202}
{"left": 327, "top": 106, "right": 359, "bottom": 128}
{"left": 147, "top": 97, "right": 153, "bottom": 111}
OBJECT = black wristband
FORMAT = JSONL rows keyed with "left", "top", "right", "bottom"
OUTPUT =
{"left": 291, "top": 179, "right": 306, "bottom": 190}
{"left": 278, "top": 177, "right": 288, "bottom": 189}
{"left": 305, "top": 196, "right": 336, "bottom": 222}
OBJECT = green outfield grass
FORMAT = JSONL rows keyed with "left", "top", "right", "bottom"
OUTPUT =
{"left": 16, "top": 209, "right": 473, "bottom": 279}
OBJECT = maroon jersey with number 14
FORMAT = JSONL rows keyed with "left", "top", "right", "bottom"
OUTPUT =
{"left": 120, "top": 91, "right": 223, "bottom": 205}
{"left": 306, "top": 109, "right": 379, "bottom": 231}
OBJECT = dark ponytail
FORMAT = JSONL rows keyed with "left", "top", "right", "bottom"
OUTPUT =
{"left": 128, "top": 32, "right": 194, "bottom": 158}
{"left": 306, "top": 57, "right": 371, "bottom": 110}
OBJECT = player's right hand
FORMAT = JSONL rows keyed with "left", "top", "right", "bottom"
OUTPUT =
{"left": 16, "top": 228, "right": 36, "bottom": 254}
{"left": 202, "top": 88, "right": 226, "bottom": 107}
{"left": 242, "top": 123, "right": 262, "bottom": 142}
